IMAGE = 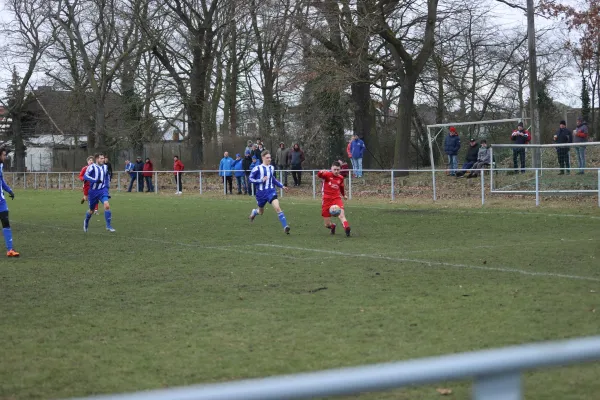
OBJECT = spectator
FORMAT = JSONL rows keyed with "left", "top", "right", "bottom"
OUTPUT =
{"left": 275, "top": 142, "right": 290, "bottom": 186}
{"left": 288, "top": 143, "right": 305, "bottom": 186}
{"left": 466, "top": 140, "right": 492, "bottom": 178}
{"left": 125, "top": 159, "right": 137, "bottom": 192}
{"left": 242, "top": 150, "right": 254, "bottom": 196}
{"left": 143, "top": 158, "right": 154, "bottom": 192}
{"left": 456, "top": 138, "right": 479, "bottom": 177}
{"left": 346, "top": 140, "right": 353, "bottom": 172}
{"left": 252, "top": 144, "right": 261, "bottom": 161}
{"left": 250, "top": 155, "right": 259, "bottom": 170}
{"left": 444, "top": 127, "right": 461, "bottom": 176}
{"left": 510, "top": 122, "right": 530, "bottom": 173}
{"left": 219, "top": 151, "right": 235, "bottom": 195}
{"left": 245, "top": 140, "right": 254, "bottom": 155}
{"left": 104, "top": 155, "right": 113, "bottom": 183}
{"left": 573, "top": 116, "right": 589, "bottom": 175}
{"left": 232, "top": 153, "right": 247, "bottom": 195}
{"left": 338, "top": 158, "right": 350, "bottom": 178}
{"left": 134, "top": 156, "right": 145, "bottom": 192}
{"left": 350, "top": 134, "right": 365, "bottom": 178}
{"left": 173, "top": 155, "right": 184, "bottom": 194}
{"left": 553, "top": 120, "right": 572, "bottom": 175}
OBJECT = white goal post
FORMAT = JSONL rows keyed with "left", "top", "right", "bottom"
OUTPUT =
{"left": 426, "top": 118, "right": 528, "bottom": 200}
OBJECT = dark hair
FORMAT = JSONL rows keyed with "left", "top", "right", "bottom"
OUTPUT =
{"left": 480, "top": 139, "right": 487, "bottom": 144}
{"left": 261, "top": 150, "right": 270, "bottom": 158}
{"left": 94, "top": 153, "right": 103, "bottom": 159}
{"left": 174, "top": 155, "right": 179, "bottom": 159}
{"left": 332, "top": 161, "right": 341, "bottom": 167}
{"left": 0, "top": 146, "right": 7, "bottom": 156}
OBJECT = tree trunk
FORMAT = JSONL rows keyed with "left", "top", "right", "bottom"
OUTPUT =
{"left": 94, "top": 99, "right": 106, "bottom": 150}
{"left": 394, "top": 79, "right": 417, "bottom": 171}
{"left": 351, "top": 80, "right": 372, "bottom": 166}
{"left": 11, "top": 116, "right": 26, "bottom": 172}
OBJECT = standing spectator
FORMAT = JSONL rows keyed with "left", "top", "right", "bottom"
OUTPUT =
{"left": 143, "top": 158, "right": 155, "bottom": 191}
{"left": 245, "top": 140, "right": 254, "bottom": 155}
{"left": 338, "top": 158, "right": 350, "bottom": 178}
{"left": 346, "top": 140, "right": 353, "bottom": 171}
{"left": 510, "top": 122, "right": 530, "bottom": 173}
{"left": 242, "top": 150, "right": 254, "bottom": 196}
{"left": 173, "top": 155, "right": 184, "bottom": 194}
{"left": 288, "top": 143, "right": 305, "bottom": 186}
{"left": 350, "top": 134, "right": 365, "bottom": 178}
{"left": 553, "top": 120, "right": 572, "bottom": 175}
{"left": 232, "top": 153, "right": 247, "bottom": 194}
{"left": 125, "top": 159, "right": 137, "bottom": 192}
{"left": 219, "top": 151, "right": 235, "bottom": 195}
{"left": 573, "top": 116, "right": 589, "bottom": 174}
{"left": 134, "top": 156, "right": 145, "bottom": 192}
{"left": 466, "top": 140, "right": 492, "bottom": 178}
{"left": 456, "top": 138, "right": 479, "bottom": 177}
{"left": 275, "top": 142, "right": 290, "bottom": 186}
{"left": 444, "top": 127, "right": 461, "bottom": 176}
{"left": 252, "top": 143, "right": 261, "bottom": 161}
{"left": 104, "top": 155, "right": 113, "bottom": 183}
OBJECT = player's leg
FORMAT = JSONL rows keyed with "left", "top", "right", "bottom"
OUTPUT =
{"left": 338, "top": 208, "right": 351, "bottom": 237}
{"left": 249, "top": 197, "right": 266, "bottom": 221}
{"left": 101, "top": 195, "right": 114, "bottom": 231}
{"left": 271, "top": 198, "right": 290, "bottom": 234}
{"left": 322, "top": 203, "right": 336, "bottom": 234}
{"left": 1, "top": 210, "right": 19, "bottom": 256}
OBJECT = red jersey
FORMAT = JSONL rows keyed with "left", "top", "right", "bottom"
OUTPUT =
{"left": 79, "top": 165, "right": 90, "bottom": 188}
{"left": 318, "top": 170, "right": 345, "bottom": 200}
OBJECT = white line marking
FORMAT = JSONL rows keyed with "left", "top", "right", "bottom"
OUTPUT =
{"left": 256, "top": 244, "right": 600, "bottom": 282}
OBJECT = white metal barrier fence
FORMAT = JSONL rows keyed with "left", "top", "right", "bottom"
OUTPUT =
{"left": 69, "top": 336, "right": 600, "bottom": 400}
{"left": 6, "top": 168, "right": 600, "bottom": 207}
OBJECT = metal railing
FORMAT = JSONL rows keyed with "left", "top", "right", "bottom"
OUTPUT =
{"left": 6, "top": 167, "right": 600, "bottom": 207}
{"left": 69, "top": 336, "right": 600, "bottom": 400}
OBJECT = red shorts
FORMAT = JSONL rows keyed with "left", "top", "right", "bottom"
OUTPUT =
{"left": 322, "top": 198, "right": 344, "bottom": 217}
{"left": 83, "top": 183, "right": 90, "bottom": 196}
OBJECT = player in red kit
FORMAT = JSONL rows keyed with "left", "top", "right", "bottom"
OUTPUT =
{"left": 79, "top": 156, "right": 98, "bottom": 214}
{"left": 318, "top": 161, "right": 351, "bottom": 236}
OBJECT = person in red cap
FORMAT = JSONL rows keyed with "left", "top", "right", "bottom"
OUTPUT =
{"left": 444, "top": 127, "right": 461, "bottom": 176}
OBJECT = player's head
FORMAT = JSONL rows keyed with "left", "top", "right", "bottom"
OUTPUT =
{"left": 174, "top": 155, "right": 179, "bottom": 161}
{"left": 224, "top": 151, "right": 229, "bottom": 158}
{"left": 480, "top": 139, "right": 487, "bottom": 148}
{"left": 95, "top": 153, "right": 105, "bottom": 165}
{"left": 261, "top": 150, "right": 271, "bottom": 165}
{"left": 87, "top": 156, "right": 94, "bottom": 165}
{"left": 331, "top": 161, "right": 341, "bottom": 176}
{"left": 0, "top": 147, "right": 7, "bottom": 164}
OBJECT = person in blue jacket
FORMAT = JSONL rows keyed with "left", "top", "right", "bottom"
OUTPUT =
{"left": 444, "top": 127, "right": 461, "bottom": 176}
{"left": 232, "top": 153, "right": 247, "bottom": 194}
{"left": 350, "top": 134, "right": 365, "bottom": 178}
{"left": 219, "top": 151, "right": 235, "bottom": 195}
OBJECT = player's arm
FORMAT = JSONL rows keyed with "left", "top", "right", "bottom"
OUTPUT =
{"left": 83, "top": 165, "right": 98, "bottom": 183}
{"left": 1, "top": 177, "right": 13, "bottom": 196}
{"left": 79, "top": 167, "right": 86, "bottom": 181}
{"left": 340, "top": 179, "right": 346, "bottom": 198}
{"left": 317, "top": 170, "right": 329, "bottom": 179}
{"left": 272, "top": 174, "right": 284, "bottom": 188}
{"left": 248, "top": 167, "right": 262, "bottom": 184}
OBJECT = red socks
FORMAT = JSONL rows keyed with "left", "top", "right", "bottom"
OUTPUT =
{"left": 342, "top": 221, "right": 349, "bottom": 229}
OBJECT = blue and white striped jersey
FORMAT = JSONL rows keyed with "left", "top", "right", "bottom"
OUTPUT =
{"left": 84, "top": 163, "right": 109, "bottom": 191}
{"left": 249, "top": 164, "right": 283, "bottom": 194}
{"left": 0, "top": 163, "right": 13, "bottom": 204}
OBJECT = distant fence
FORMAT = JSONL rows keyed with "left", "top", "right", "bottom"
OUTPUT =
{"left": 5, "top": 168, "right": 600, "bottom": 207}
{"left": 69, "top": 336, "right": 600, "bottom": 400}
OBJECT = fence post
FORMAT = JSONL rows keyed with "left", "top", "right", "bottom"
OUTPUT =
{"left": 473, "top": 372, "right": 521, "bottom": 400}
{"left": 597, "top": 169, "right": 600, "bottom": 208}
{"left": 391, "top": 170, "right": 395, "bottom": 201}
{"left": 34, "top": 173, "right": 37, "bottom": 190}
{"left": 312, "top": 170, "right": 316, "bottom": 199}
{"left": 23, "top": 172, "right": 26, "bottom": 189}
{"left": 58, "top": 173, "right": 61, "bottom": 190}
{"left": 155, "top": 171, "right": 158, "bottom": 194}
{"left": 72, "top": 173, "right": 75, "bottom": 190}
{"left": 199, "top": 171, "right": 203, "bottom": 194}
{"left": 12, "top": 172, "right": 15, "bottom": 187}
{"left": 535, "top": 168, "right": 540, "bottom": 207}
{"left": 481, "top": 169, "right": 485, "bottom": 206}
{"left": 280, "top": 169, "right": 283, "bottom": 198}
{"left": 349, "top": 174, "right": 352, "bottom": 200}
{"left": 117, "top": 171, "right": 121, "bottom": 192}
{"left": 489, "top": 147, "right": 494, "bottom": 193}
{"left": 46, "top": 172, "right": 49, "bottom": 189}
{"left": 432, "top": 169, "right": 437, "bottom": 201}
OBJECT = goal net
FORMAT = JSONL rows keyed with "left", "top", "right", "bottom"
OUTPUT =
{"left": 490, "top": 142, "right": 600, "bottom": 194}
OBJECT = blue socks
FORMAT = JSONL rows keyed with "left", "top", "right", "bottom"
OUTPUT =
{"left": 104, "top": 210, "right": 112, "bottom": 227}
{"left": 3, "top": 228, "right": 13, "bottom": 251}
{"left": 278, "top": 211, "right": 288, "bottom": 228}
{"left": 85, "top": 211, "right": 92, "bottom": 222}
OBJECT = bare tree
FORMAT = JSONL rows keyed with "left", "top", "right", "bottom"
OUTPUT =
{"left": 0, "top": 0, "right": 54, "bottom": 171}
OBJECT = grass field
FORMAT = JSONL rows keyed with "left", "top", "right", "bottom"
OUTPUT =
{"left": 1, "top": 191, "right": 600, "bottom": 400}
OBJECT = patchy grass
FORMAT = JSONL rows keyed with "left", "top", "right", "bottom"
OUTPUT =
{"left": 1, "top": 191, "right": 599, "bottom": 399}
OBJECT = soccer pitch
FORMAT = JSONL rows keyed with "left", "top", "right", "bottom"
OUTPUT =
{"left": 2, "top": 191, "right": 600, "bottom": 399}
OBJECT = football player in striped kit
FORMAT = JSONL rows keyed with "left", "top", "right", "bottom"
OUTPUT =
{"left": 0, "top": 146, "right": 19, "bottom": 257}
{"left": 83, "top": 153, "right": 115, "bottom": 232}
{"left": 248, "top": 150, "right": 290, "bottom": 234}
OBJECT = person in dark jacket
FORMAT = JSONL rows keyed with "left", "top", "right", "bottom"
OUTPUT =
{"left": 242, "top": 151, "right": 253, "bottom": 196}
{"left": 444, "top": 127, "right": 461, "bottom": 176}
{"left": 143, "top": 158, "right": 154, "bottom": 191}
{"left": 510, "top": 122, "right": 530, "bottom": 173}
{"left": 104, "top": 155, "right": 113, "bottom": 183}
{"left": 553, "top": 120, "right": 572, "bottom": 175}
{"left": 232, "top": 153, "right": 247, "bottom": 194}
{"left": 134, "top": 156, "right": 145, "bottom": 192}
{"left": 288, "top": 143, "right": 305, "bottom": 186}
{"left": 456, "top": 138, "right": 479, "bottom": 177}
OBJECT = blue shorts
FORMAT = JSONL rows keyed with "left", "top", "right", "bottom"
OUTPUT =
{"left": 0, "top": 199, "right": 7, "bottom": 213}
{"left": 256, "top": 190, "right": 278, "bottom": 208}
{"left": 88, "top": 189, "right": 109, "bottom": 210}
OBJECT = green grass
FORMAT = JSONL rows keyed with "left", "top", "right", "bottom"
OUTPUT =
{"left": 1, "top": 191, "right": 600, "bottom": 400}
